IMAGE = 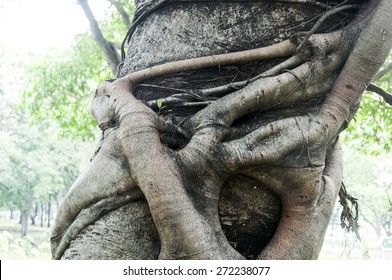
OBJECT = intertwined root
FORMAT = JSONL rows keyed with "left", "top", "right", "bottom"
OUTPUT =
{"left": 51, "top": 0, "right": 392, "bottom": 260}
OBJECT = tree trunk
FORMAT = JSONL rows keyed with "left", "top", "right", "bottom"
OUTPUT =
{"left": 47, "top": 201, "right": 51, "bottom": 228}
{"left": 109, "top": 0, "right": 131, "bottom": 27}
{"left": 21, "top": 195, "right": 33, "bottom": 236}
{"left": 20, "top": 211, "right": 28, "bottom": 237}
{"left": 381, "top": 214, "right": 392, "bottom": 236}
{"left": 52, "top": 192, "right": 61, "bottom": 212}
{"left": 40, "top": 203, "right": 44, "bottom": 227}
{"left": 51, "top": 0, "right": 392, "bottom": 259}
{"left": 9, "top": 208, "right": 15, "bottom": 220}
{"left": 78, "top": 0, "right": 120, "bottom": 75}
{"left": 30, "top": 204, "right": 38, "bottom": 226}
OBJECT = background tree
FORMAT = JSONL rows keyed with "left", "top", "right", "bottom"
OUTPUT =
{"left": 0, "top": 38, "right": 94, "bottom": 237}
{"left": 0, "top": 110, "right": 87, "bottom": 236}
{"left": 343, "top": 52, "right": 392, "bottom": 154}
{"left": 343, "top": 150, "right": 392, "bottom": 238}
{"left": 77, "top": 0, "right": 120, "bottom": 75}
{"left": 23, "top": 1, "right": 133, "bottom": 140}
{"left": 0, "top": 0, "right": 133, "bottom": 257}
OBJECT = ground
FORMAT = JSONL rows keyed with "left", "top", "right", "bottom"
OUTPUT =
{"left": 1, "top": 215, "right": 391, "bottom": 260}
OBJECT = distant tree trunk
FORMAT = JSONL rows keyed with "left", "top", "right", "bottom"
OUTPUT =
{"left": 20, "top": 195, "right": 33, "bottom": 236}
{"left": 52, "top": 192, "right": 60, "bottom": 212}
{"left": 78, "top": 0, "right": 120, "bottom": 75}
{"left": 30, "top": 204, "right": 38, "bottom": 225}
{"left": 382, "top": 214, "right": 392, "bottom": 236}
{"left": 9, "top": 208, "right": 15, "bottom": 220}
{"left": 40, "top": 204, "right": 44, "bottom": 227}
{"left": 373, "top": 62, "right": 392, "bottom": 81}
{"left": 47, "top": 201, "right": 51, "bottom": 228}
{"left": 109, "top": 0, "right": 131, "bottom": 27}
{"left": 20, "top": 211, "right": 28, "bottom": 236}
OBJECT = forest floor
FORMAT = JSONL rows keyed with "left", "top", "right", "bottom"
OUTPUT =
{"left": 0, "top": 218, "right": 390, "bottom": 260}
{"left": 0, "top": 219, "right": 51, "bottom": 259}
{"left": 320, "top": 232, "right": 392, "bottom": 260}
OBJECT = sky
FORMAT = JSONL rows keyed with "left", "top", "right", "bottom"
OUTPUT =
{"left": 0, "top": 0, "right": 110, "bottom": 54}
{"left": 0, "top": 0, "right": 112, "bottom": 104}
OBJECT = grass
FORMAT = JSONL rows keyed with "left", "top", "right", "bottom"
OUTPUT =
{"left": 0, "top": 219, "right": 51, "bottom": 259}
{"left": 1, "top": 218, "right": 391, "bottom": 260}
{"left": 319, "top": 228, "right": 392, "bottom": 260}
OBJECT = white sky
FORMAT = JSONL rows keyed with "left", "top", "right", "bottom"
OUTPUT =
{"left": 0, "top": 0, "right": 110, "bottom": 54}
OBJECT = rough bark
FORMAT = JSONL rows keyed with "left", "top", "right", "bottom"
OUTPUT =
{"left": 51, "top": 0, "right": 392, "bottom": 259}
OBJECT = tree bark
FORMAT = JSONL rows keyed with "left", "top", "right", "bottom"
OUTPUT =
{"left": 51, "top": 0, "right": 392, "bottom": 259}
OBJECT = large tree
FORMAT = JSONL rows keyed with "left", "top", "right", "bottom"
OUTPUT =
{"left": 50, "top": 0, "right": 392, "bottom": 259}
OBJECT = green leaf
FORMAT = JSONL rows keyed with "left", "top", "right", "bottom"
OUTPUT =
{"left": 157, "top": 99, "right": 163, "bottom": 109}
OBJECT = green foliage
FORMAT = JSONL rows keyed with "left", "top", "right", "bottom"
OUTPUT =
{"left": 343, "top": 147, "right": 392, "bottom": 237}
{"left": 342, "top": 52, "right": 392, "bottom": 154}
{"left": 0, "top": 103, "right": 93, "bottom": 214}
{"left": 0, "top": 0, "right": 134, "bottom": 239}
{"left": 156, "top": 98, "right": 172, "bottom": 113}
{"left": 102, "top": 0, "right": 133, "bottom": 42}
{"left": 0, "top": 231, "right": 38, "bottom": 259}
{"left": 22, "top": 2, "right": 133, "bottom": 140}
{"left": 22, "top": 34, "right": 110, "bottom": 140}
{"left": 0, "top": 229, "right": 50, "bottom": 259}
